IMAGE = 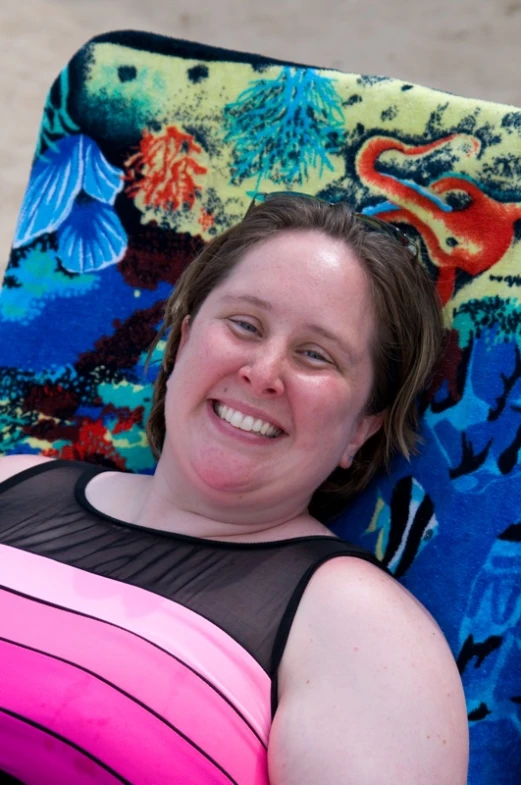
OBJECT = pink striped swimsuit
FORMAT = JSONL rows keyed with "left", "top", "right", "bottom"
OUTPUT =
{"left": 0, "top": 460, "right": 384, "bottom": 785}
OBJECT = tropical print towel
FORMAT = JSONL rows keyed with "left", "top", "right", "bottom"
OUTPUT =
{"left": 1, "top": 29, "right": 520, "bottom": 785}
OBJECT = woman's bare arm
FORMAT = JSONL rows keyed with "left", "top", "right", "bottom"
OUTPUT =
{"left": 269, "top": 557, "right": 469, "bottom": 785}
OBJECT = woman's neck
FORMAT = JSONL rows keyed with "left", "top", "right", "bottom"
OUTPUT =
{"left": 84, "top": 465, "right": 332, "bottom": 543}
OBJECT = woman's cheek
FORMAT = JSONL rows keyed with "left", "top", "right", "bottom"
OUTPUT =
{"left": 306, "top": 375, "right": 349, "bottom": 414}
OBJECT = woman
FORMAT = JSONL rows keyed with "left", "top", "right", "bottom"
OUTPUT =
{"left": 0, "top": 195, "right": 468, "bottom": 784}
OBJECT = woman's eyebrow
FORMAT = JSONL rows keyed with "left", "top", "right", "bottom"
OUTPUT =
{"left": 221, "top": 294, "right": 360, "bottom": 364}
{"left": 221, "top": 294, "right": 272, "bottom": 310}
{"left": 304, "top": 323, "right": 361, "bottom": 365}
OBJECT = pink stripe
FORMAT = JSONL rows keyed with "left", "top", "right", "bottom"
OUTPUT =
{"left": 0, "top": 709, "right": 127, "bottom": 785}
{"left": 0, "top": 544, "right": 270, "bottom": 742}
{"left": 0, "top": 587, "right": 268, "bottom": 784}
{"left": 0, "top": 639, "right": 238, "bottom": 784}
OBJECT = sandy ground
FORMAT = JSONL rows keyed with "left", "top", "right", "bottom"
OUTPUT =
{"left": 2, "top": 0, "right": 521, "bottom": 278}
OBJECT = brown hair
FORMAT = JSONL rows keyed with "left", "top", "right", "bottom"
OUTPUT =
{"left": 146, "top": 195, "right": 443, "bottom": 518}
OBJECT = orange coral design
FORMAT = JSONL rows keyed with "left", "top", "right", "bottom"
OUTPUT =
{"left": 43, "top": 419, "right": 126, "bottom": 468}
{"left": 198, "top": 209, "right": 215, "bottom": 231}
{"left": 124, "top": 126, "right": 207, "bottom": 211}
{"left": 356, "top": 134, "right": 521, "bottom": 304}
{"left": 109, "top": 405, "right": 145, "bottom": 435}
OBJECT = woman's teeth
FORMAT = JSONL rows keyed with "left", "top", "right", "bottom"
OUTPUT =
{"left": 213, "top": 402, "right": 282, "bottom": 438}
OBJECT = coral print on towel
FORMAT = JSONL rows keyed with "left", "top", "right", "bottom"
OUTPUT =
{"left": 124, "top": 125, "right": 207, "bottom": 213}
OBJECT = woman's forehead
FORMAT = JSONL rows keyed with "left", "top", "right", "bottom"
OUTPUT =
{"left": 221, "top": 229, "right": 368, "bottom": 291}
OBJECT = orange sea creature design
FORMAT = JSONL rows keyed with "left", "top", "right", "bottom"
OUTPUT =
{"left": 125, "top": 125, "right": 207, "bottom": 211}
{"left": 356, "top": 134, "right": 521, "bottom": 304}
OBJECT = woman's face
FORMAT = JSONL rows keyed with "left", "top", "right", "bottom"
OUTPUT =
{"left": 162, "top": 229, "right": 383, "bottom": 519}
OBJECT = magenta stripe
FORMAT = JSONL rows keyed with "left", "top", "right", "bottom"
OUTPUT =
{"left": 0, "top": 639, "right": 238, "bottom": 784}
{"left": 0, "top": 544, "right": 270, "bottom": 743}
{"left": 0, "top": 708, "right": 130, "bottom": 785}
{"left": 0, "top": 588, "right": 268, "bottom": 784}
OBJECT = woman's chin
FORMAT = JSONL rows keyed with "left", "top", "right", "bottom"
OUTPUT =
{"left": 194, "top": 464, "right": 260, "bottom": 495}
{"left": 187, "top": 446, "right": 268, "bottom": 497}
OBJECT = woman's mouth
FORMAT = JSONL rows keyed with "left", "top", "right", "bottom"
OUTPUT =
{"left": 212, "top": 401, "right": 283, "bottom": 438}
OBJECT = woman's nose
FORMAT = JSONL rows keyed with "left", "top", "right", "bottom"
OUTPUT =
{"left": 239, "top": 346, "right": 285, "bottom": 396}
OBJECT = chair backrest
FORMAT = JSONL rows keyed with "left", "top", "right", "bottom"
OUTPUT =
{"left": 1, "top": 29, "right": 521, "bottom": 784}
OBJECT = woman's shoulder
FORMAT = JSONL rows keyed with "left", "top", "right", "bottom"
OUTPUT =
{"left": 0, "top": 455, "right": 55, "bottom": 485}
{"left": 278, "top": 555, "right": 466, "bottom": 726}
{"left": 279, "top": 554, "right": 456, "bottom": 690}
{"left": 273, "top": 555, "right": 469, "bottom": 784}
{"left": 297, "top": 554, "right": 441, "bottom": 636}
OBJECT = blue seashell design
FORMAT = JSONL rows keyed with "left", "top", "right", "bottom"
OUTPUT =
{"left": 13, "top": 134, "right": 126, "bottom": 273}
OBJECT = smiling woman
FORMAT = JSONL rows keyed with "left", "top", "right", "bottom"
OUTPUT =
{"left": 155, "top": 227, "right": 380, "bottom": 524}
{"left": 148, "top": 194, "right": 444, "bottom": 518}
{"left": 0, "top": 194, "right": 468, "bottom": 785}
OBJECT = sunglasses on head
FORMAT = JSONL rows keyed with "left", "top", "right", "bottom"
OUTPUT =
{"left": 246, "top": 191, "right": 419, "bottom": 260}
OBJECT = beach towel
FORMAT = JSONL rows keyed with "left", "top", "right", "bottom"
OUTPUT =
{"left": 1, "top": 29, "right": 520, "bottom": 784}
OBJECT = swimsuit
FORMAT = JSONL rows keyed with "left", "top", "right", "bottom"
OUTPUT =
{"left": 0, "top": 460, "right": 385, "bottom": 785}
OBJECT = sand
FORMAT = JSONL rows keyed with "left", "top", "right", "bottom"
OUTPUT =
{"left": 2, "top": 0, "right": 521, "bottom": 278}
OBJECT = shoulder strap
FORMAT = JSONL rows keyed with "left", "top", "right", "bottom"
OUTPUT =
{"left": 0, "top": 459, "right": 103, "bottom": 495}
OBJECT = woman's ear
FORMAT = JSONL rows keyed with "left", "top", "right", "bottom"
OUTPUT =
{"left": 166, "top": 316, "right": 191, "bottom": 385}
{"left": 338, "top": 410, "right": 385, "bottom": 469}
{"left": 177, "top": 315, "right": 192, "bottom": 355}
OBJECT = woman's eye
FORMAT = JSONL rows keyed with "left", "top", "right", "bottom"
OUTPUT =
{"left": 229, "top": 319, "right": 259, "bottom": 334}
{"left": 302, "top": 349, "right": 333, "bottom": 365}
